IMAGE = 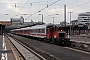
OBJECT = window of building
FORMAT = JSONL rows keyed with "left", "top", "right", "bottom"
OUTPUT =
{"left": 81, "top": 21, "right": 87, "bottom": 22}
{"left": 79, "top": 14, "right": 90, "bottom": 16}
{"left": 81, "top": 17, "right": 86, "bottom": 18}
{"left": 84, "top": 19, "right": 89, "bottom": 20}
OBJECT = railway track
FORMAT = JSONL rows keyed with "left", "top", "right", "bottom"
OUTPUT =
{"left": 7, "top": 33, "right": 90, "bottom": 60}
{"left": 7, "top": 33, "right": 61, "bottom": 60}
{"left": 6, "top": 35, "right": 24, "bottom": 60}
{"left": 6, "top": 34, "right": 46, "bottom": 60}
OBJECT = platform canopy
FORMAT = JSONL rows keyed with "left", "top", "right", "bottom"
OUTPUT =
{"left": 73, "top": 24, "right": 88, "bottom": 30}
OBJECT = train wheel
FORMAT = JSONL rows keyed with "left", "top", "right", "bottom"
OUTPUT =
{"left": 44, "top": 38, "right": 46, "bottom": 42}
{"left": 51, "top": 38, "right": 54, "bottom": 43}
{"left": 54, "top": 39, "right": 58, "bottom": 45}
{"left": 65, "top": 39, "right": 71, "bottom": 46}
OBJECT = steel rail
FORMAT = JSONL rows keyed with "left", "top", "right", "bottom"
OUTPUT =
{"left": 6, "top": 34, "right": 46, "bottom": 60}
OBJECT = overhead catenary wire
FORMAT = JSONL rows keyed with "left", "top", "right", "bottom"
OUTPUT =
{"left": 69, "top": 0, "right": 90, "bottom": 9}
{"left": 3, "top": 0, "right": 90, "bottom": 20}
{"left": 15, "top": 0, "right": 30, "bottom": 16}
{"left": 25, "top": 0, "right": 90, "bottom": 20}
{"left": 49, "top": 0, "right": 90, "bottom": 15}
{"left": 14, "top": 1, "right": 48, "bottom": 17}
{"left": 25, "top": 0, "right": 60, "bottom": 20}
{"left": 5, "top": 0, "right": 90, "bottom": 15}
{"left": 0, "top": 1, "right": 48, "bottom": 4}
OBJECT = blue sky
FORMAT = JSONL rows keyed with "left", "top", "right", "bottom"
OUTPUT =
{"left": 0, "top": 0, "right": 90, "bottom": 24}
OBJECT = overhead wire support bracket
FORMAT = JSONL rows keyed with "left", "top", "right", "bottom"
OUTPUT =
{"left": 14, "top": 1, "right": 48, "bottom": 17}
{"left": 25, "top": 0, "right": 60, "bottom": 20}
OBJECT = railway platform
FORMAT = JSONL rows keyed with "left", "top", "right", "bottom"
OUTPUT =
{"left": 7, "top": 35, "right": 45, "bottom": 60}
{"left": 0, "top": 33, "right": 45, "bottom": 60}
{"left": 0, "top": 34, "right": 16, "bottom": 60}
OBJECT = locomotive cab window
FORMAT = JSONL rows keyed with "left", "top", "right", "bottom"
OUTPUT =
{"left": 50, "top": 27, "right": 54, "bottom": 33}
{"left": 46, "top": 25, "right": 56, "bottom": 33}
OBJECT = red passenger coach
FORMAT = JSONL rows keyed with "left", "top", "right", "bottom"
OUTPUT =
{"left": 10, "top": 24, "right": 70, "bottom": 46}
{"left": 10, "top": 27, "right": 30, "bottom": 36}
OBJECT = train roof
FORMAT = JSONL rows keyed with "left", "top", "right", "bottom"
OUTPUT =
{"left": 11, "top": 27, "right": 30, "bottom": 31}
{"left": 30, "top": 24, "right": 56, "bottom": 29}
{"left": 11, "top": 24, "right": 57, "bottom": 31}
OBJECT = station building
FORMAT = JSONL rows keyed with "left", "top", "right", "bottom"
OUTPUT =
{"left": 11, "top": 16, "right": 24, "bottom": 25}
{"left": 78, "top": 12, "right": 90, "bottom": 25}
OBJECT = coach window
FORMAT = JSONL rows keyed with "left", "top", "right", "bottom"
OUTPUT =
{"left": 23, "top": 30, "right": 25, "bottom": 33}
{"left": 27, "top": 30, "right": 28, "bottom": 33}
{"left": 33, "top": 29, "right": 34, "bottom": 32}
{"left": 30, "top": 30, "right": 31, "bottom": 32}
{"left": 17, "top": 30, "right": 19, "bottom": 33}
{"left": 21, "top": 30, "right": 22, "bottom": 33}
{"left": 30, "top": 29, "right": 33, "bottom": 32}
{"left": 20, "top": 30, "right": 22, "bottom": 33}
{"left": 37, "top": 29, "right": 39, "bottom": 33}
{"left": 28, "top": 30, "right": 29, "bottom": 33}
{"left": 19, "top": 30, "right": 21, "bottom": 33}
{"left": 36, "top": 29, "right": 39, "bottom": 33}
{"left": 36, "top": 29, "right": 38, "bottom": 33}
{"left": 42, "top": 28, "right": 45, "bottom": 33}
{"left": 33, "top": 29, "right": 35, "bottom": 32}
{"left": 39, "top": 29, "right": 42, "bottom": 33}
{"left": 19, "top": 30, "right": 20, "bottom": 33}
{"left": 35, "top": 29, "right": 36, "bottom": 33}
{"left": 18, "top": 30, "right": 19, "bottom": 33}
{"left": 33, "top": 29, "right": 36, "bottom": 33}
{"left": 34, "top": 29, "right": 36, "bottom": 33}
{"left": 32, "top": 29, "right": 34, "bottom": 32}
{"left": 40, "top": 29, "right": 44, "bottom": 33}
{"left": 26, "top": 30, "right": 28, "bottom": 33}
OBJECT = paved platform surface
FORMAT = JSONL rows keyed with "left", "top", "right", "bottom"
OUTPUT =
{"left": 0, "top": 34, "right": 16, "bottom": 60}
{"left": 4, "top": 35, "right": 16, "bottom": 60}
{"left": 8, "top": 36, "right": 41, "bottom": 60}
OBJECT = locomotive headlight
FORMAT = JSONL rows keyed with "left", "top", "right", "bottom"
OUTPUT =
{"left": 54, "top": 35, "right": 56, "bottom": 38}
{"left": 61, "top": 30, "right": 62, "bottom": 31}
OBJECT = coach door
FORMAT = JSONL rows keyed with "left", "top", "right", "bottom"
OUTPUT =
{"left": 46, "top": 27, "right": 54, "bottom": 39}
{"left": 46, "top": 28, "right": 51, "bottom": 39}
{"left": 50, "top": 27, "right": 54, "bottom": 38}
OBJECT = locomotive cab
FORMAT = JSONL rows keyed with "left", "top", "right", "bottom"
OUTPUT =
{"left": 46, "top": 26, "right": 66, "bottom": 39}
{"left": 46, "top": 25, "right": 56, "bottom": 39}
{"left": 46, "top": 25, "right": 70, "bottom": 46}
